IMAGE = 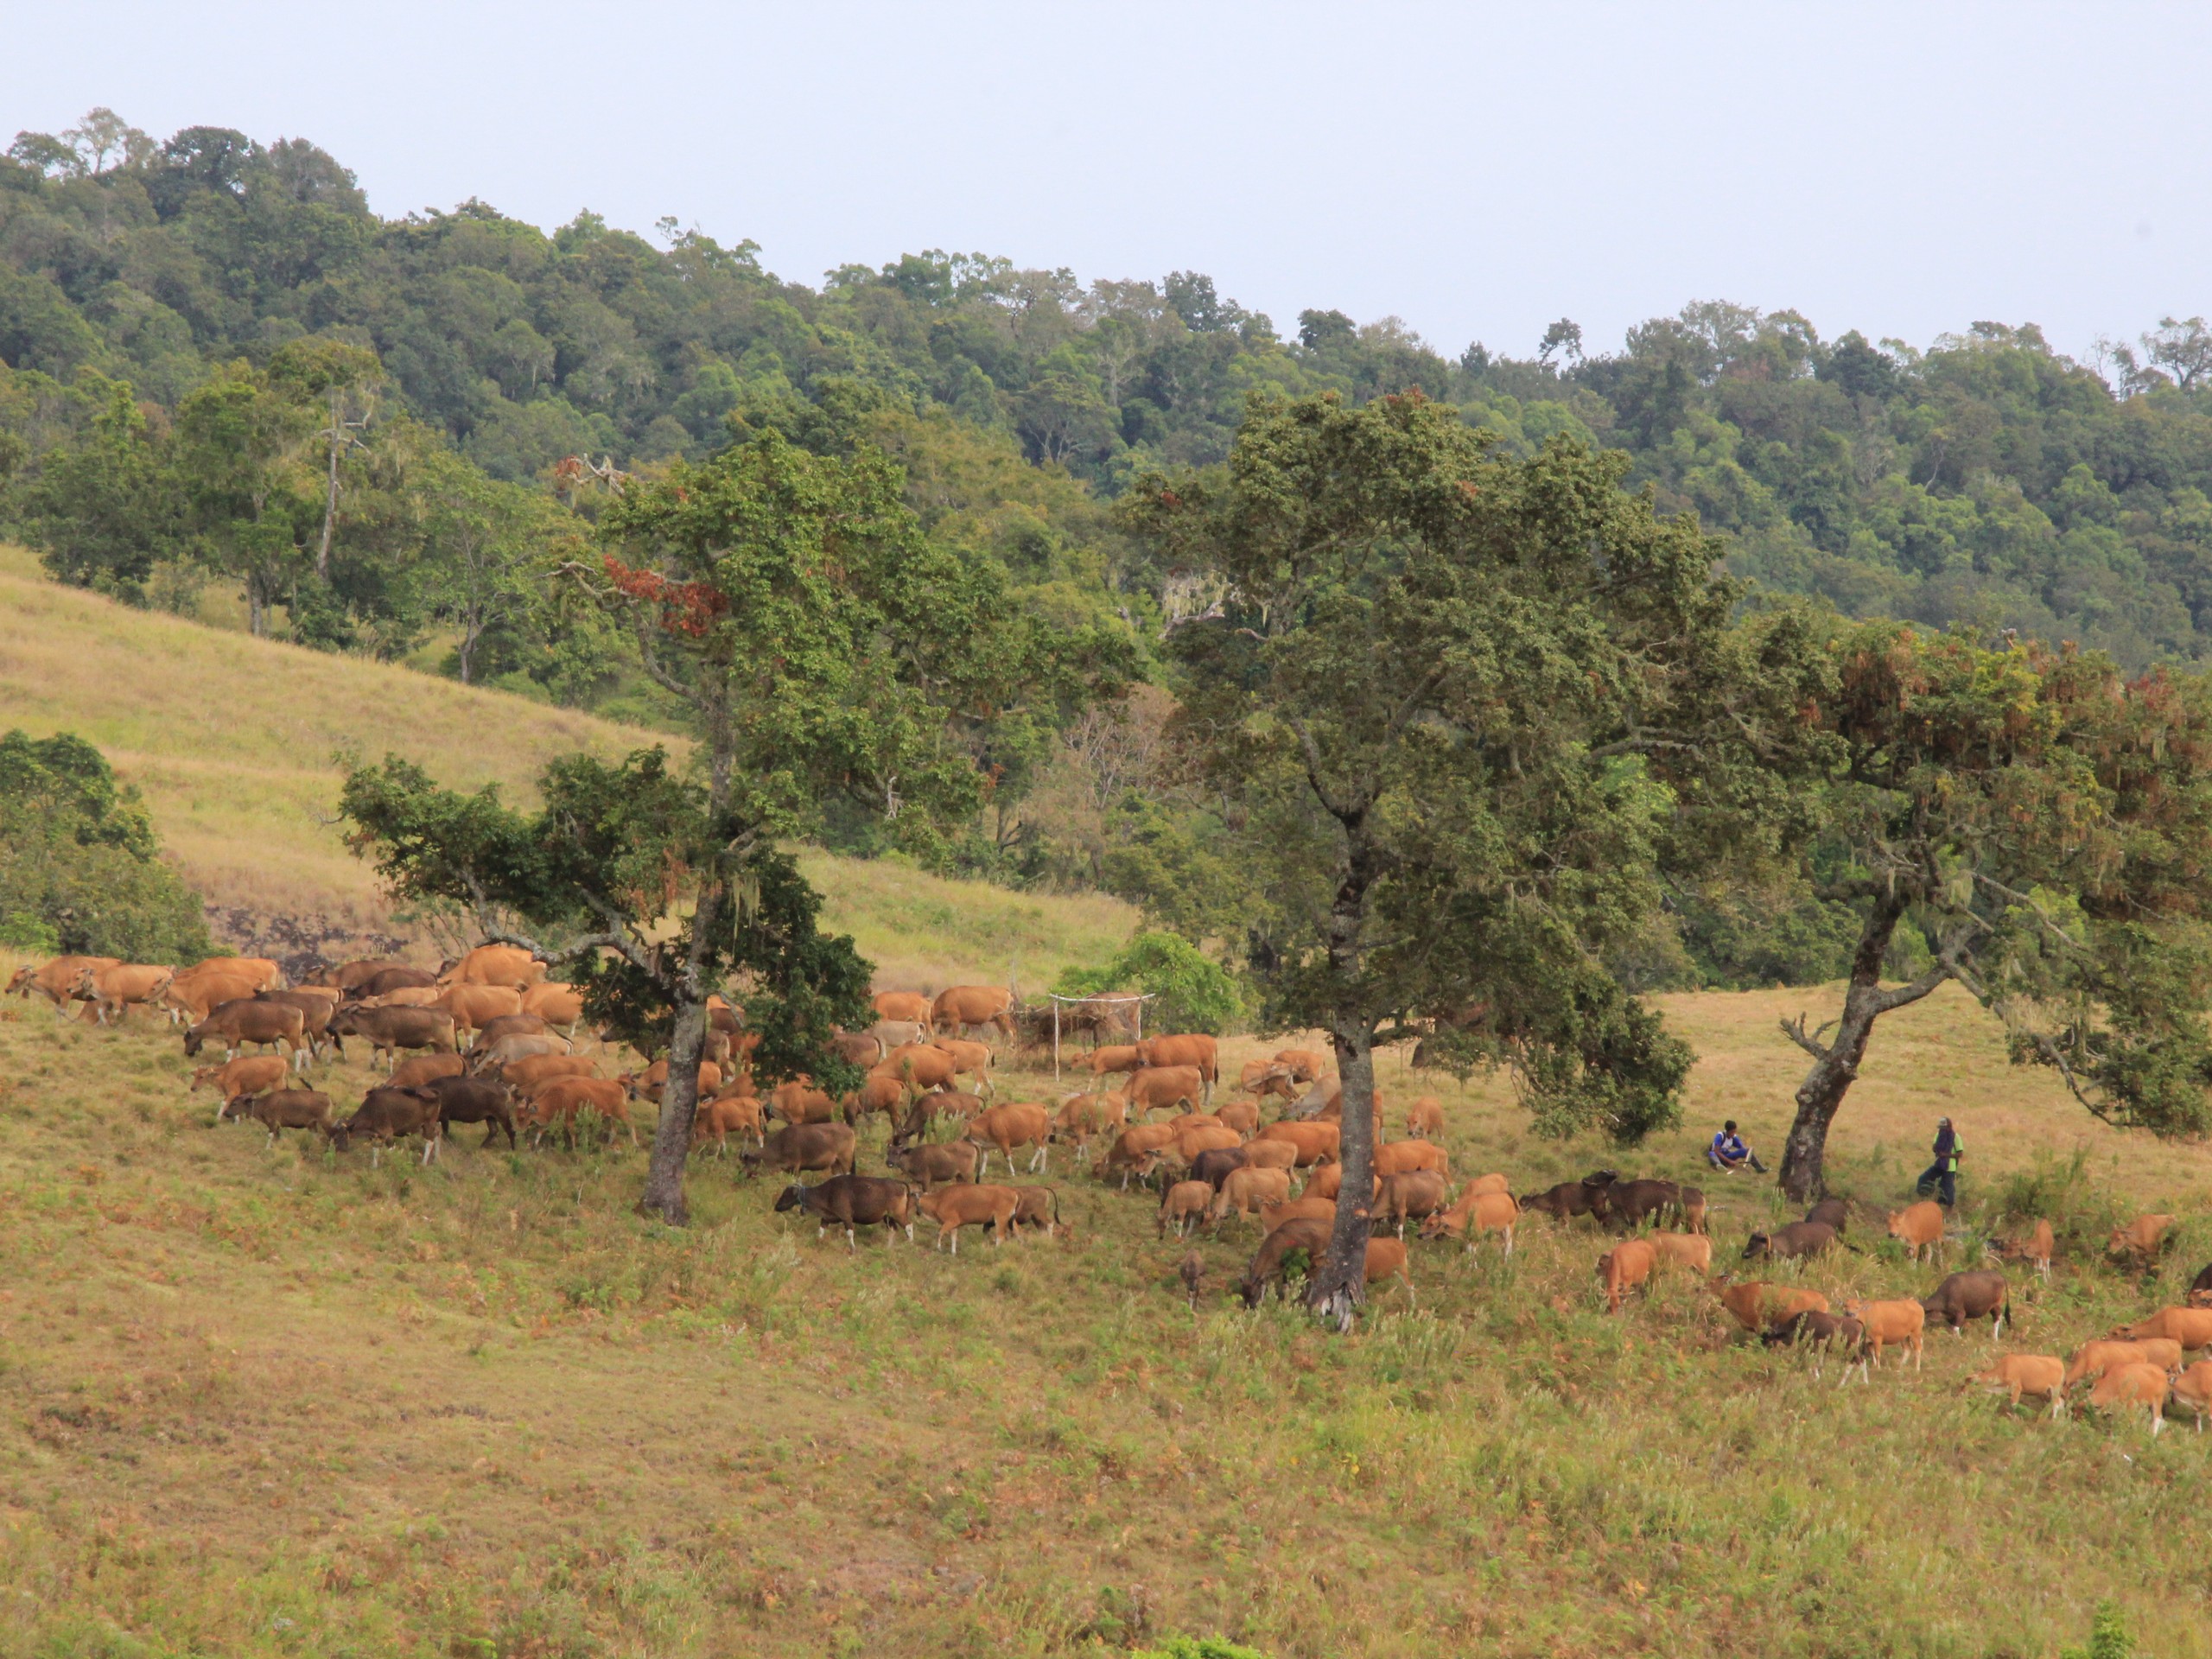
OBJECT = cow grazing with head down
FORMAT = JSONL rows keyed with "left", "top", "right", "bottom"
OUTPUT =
{"left": 2086, "top": 1362, "right": 2171, "bottom": 1434}
{"left": 185, "top": 999, "right": 308, "bottom": 1069}
{"left": 2106, "top": 1306, "right": 2212, "bottom": 1354}
{"left": 1923, "top": 1271, "right": 2009, "bottom": 1338}
{"left": 331, "top": 1085, "right": 444, "bottom": 1165}
{"left": 220, "top": 1088, "right": 334, "bottom": 1147}
{"left": 1743, "top": 1222, "right": 1840, "bottom": 1264}
{"left": 1238, "top": 1217, "right": 1412, "bottom": 1307}
{"left": 2108, "top": 1213, "right": 2177, "bottom": 1267}
{"left": 890, "top": 1137, "right": 978, "bottom": 1191}
{"left": 1966, "top": 1354, "right": 2069, "bottom": 1419}
{"left": 776, "top": 1175, "right": 916, "bottom": 1249}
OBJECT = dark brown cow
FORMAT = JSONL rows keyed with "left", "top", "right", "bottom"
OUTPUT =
{"left": 184, "top": 999, "right": 308, "bottom": 1067}
{"left": 775, "top": 1175, "right": 916, "bottom": 1249}
{"left": 313, "top": 958, "right": 412, "bottom": 992}
{"left": 1743, "top": 1221, "right": 1840, "bottom": 1262}
{"left": 220, "top": 1087, "right": 334, "bottom": 1147}
{"left": 1923, "top": 1271, "right": 2009, "bottom": 1338}
{"left": 889, "top": 1140, "right": 978, "bottom": 1190}
{"left": 1518, "top": 1179, "right": 1601, "bottom": 1222}
{"left": 333, "top": 1003, "right": 457, "bottom": 1066}
{"left": 356, "top": 965, "right": 440, "bottom": 999}
{"left": 256, "top": 989, "right": 344, "bottom": 1062}
{"left": 422, "top": 1075, "right": 518, "bottom": 1150}
{"left": 332, "top": 1085, "right": 445, "bottom": 1163}
{"left": 741, "top": 1122, "right": 858, "bottom": 1178}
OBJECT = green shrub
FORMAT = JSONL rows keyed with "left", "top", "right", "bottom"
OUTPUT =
{"left": 2061, "top": 1601, "right": 2133, "bottom": 1659}
{"left": 1132, "top": 1640, "right": 1269, "bottom": 1659}
{"left": 1056, "top": 930, "right": 1243, "bottom": 1035}
{"left": 0, "top": 729, "right": 210, "bottom": 962}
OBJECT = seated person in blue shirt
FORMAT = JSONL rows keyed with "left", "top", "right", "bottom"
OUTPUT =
{"left": 1707, "top": 1119, "right": 1766, "bottom": 1173}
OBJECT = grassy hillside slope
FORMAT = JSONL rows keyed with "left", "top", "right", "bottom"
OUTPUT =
{"left": 0, "top": 971, "right": 2208, "bottom": 1659}
{"left": 0, "top": 547, "right": 1135, "bottom": 986}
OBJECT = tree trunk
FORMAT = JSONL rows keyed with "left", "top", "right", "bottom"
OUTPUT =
{"left": 638, "top": 880, "right": 728, "bottom": 1224}
{"left": 1307, "top": 1021, "right": 1376, "bottom": 1330}
{"left": 639, "top": 995, "right": 707, "bottom": 1224}
{"left": 317, "top": 396, "right": 340, "bottom": 579}
{"left": 1778, "top": 893, "right": 1906, "bottom": 1202}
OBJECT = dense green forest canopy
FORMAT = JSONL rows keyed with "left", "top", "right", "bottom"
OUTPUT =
{"left": 12, "top": 109, "right": 2212, "bottom": 996}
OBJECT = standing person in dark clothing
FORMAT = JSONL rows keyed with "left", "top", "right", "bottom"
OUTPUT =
{"left": 1915, "top": 1116, "right": 1962, "bottom": 1209}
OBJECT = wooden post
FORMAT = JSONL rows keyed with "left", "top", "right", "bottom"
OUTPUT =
{"left": 1052, "top": 996, "right": 1061, "bottom": 1080}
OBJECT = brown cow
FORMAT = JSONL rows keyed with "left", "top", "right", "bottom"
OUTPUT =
{"left": 931, "top": 1037, "right": 997, "bottom": 1096}
{"left": 332, "top": 1004, "right": 456, "bottom": 1066}
{"left": 692, "top": 1092, "right": 765, "bottom": 1154}
{"left": 181, "top": 957, "right": 283, "bottom": 992}
{"left": 831, "top": 1029, "right": 885, "bottom": 1069}
{"left": 1049, "top": 1091, "right": 1128, "bottom": 1160}
{"left": 741, "top": 1122, "right": 858, "bottom": 1179}
{"left": 160, "top": 970, "right": 257, "bottom": 1027}
{"left": 522, "top": 1077, "right": 639, "bottom": 1148}
{"left": 1215, "top": 1097, "right": 1261, "bottom": 1135}
{"left": 1159, "top": 1179, "right": 1214, "bottom": 1238}
{"left": 500, "top": 1053, "right": 595, "bottom": 1092}
{"left": 469, "top": 1012, "right": 552, "bottom": 1052}
{"left": 1374, "top": 1139, "right": 1449, "bottom": 1179}
{"left": 2063, "top": 1337, "right": 2183, "bottom": 1389}
{"left": 1421, "top": 1190, "right": 1520, "bottom": 1255}
{"left": 185, "top": 999, "right": 308, "bottom": 1066}
{"left": 443, "top": 944, "right": 545, "bottom": 989}
{"left": 1923, "top": 1271, "right": 2010, "bottom": 1338}
{"left": 1373, "top": 1170, "right": 1449, "bottom": 1236}
{"left": 1135, "top": 1034, "right": 1218, "bottom": 1099}
{"left": 518, "top": 982, "right": 585, "bottom": 1028}
{"left": 391, "top": 1053, "right": 470, "bottom": 1091}
{"left": 312, "top": 957, "right": 410, "bottom": 992}
{"left": 1713, "top": 1279, "right": 1830, "bottom": 1334}
{"left": 1125, "top": 1065, "right": 1205, "bottom": 1116}
{"left": 1236, "top": 1058, "right": 1297, "bottom": 1101}
{"left": 1102, "top": 1122, "right": 1180, "bottom": 1188}
{"left": 74, "top": 963, "right": 173, "bottom": 1025}
{"left": 434, "top": 982, "right": 524, "bottom": 1033}
{"left": 1255, "top": 1121, "right": 1340, "bottom": 1167}
{"left": 1242, "top": 1138, "right": 1298, "bottom": 1173}
{"left": 891, "top": 1139, "right": 978, "bottom": 1191}
{"left": 2086, "top": 1362, "right": 2171, "bottom": 1434}
{"left": 2108, "top": 1213, "right": 2177, "bottom": 1266}
{"left": 872, "top": 989, "right": 931, "bottom": 1026}
{"left": 877, "top": 1043, "right": 962, "bottom": 1096}
{"left": 1211, "top": 1165, "right": 1295, "bottom": 1230}
{"left": 1459, "top": 1173, "right": 1510, "bottom": 1198}
{"left": 775, "top": 1175, "right": 917, "bottom": 1249}
{"left": 1169, "top": 1123, "right": 1243, "bottom": 1168}
{"left": 1301, "top": 1161, "right": 1375, "bottom": 1204}
{"left": 1274, "top": 1049, "right": 1326, "bottom": 1083}
{"left": 8, "top": 955, "right": 118, "bottom": 1019}
{"left": 842, "top": 1072, "right": 906, "bottom": 1125}
{"left": 1259, "top": 1196, "right": 1339, "bottom": 1235}
{"left": 192, "top": 1054, "right": 290, "bottom": 1109}
{"left": 218, "top": 1092, "right": 334, "bottom": 1141}
{"left": 1886, "top": 1200, "right": 1947, "bottom": 1264}
{"left": 931, "top": 985, "right": 1016, "bottom": 1040}
{"left": 2107, "top": 1306, "right": 2212, "bottom": 1353}
{"left": 766, "top": 1077, "right": 836, "bottom": 1126}
{"left": 1840, "top": 1300, "right": 1926, "bottom": 1379}
{"left": 628, "top": 1058, "right": 723, "bottom": 1099}
{"left": 2004, "top": 1217, "right": 2056, "bottom": 1281}
{"left": 1648, "top": 1230, "right": 1713, "bottom": 1277}
{"left": 1238, "top": 1218, "right": 1412, "bottom": 1306}
{"left": 1966, "top": 1354, "right": 2069, "bottom": 1419}
{"left": 331, "top": 1085, "right": 443, "bottom": 1165}
{"left": 2171, "top": 1359, "right": 2212, "bottom": 1433}
{"left": 966, "top": 1102, "right": 1052, "bottom": 1177}
{"left": 1598, "top": 1239, "right": 1657, "bottom": 1313}
{"left": 1405, "top": 1096, "right": 1444, "bottom": 1137}
{"left": 916, "top": 1183, "right": 1020, "bottom": 1251}
{"left": 354, "top": 965, "right": 439, "bottom": 999}
{"left": 1079, "top": 1044, "right": 1147, "bottom": 1077}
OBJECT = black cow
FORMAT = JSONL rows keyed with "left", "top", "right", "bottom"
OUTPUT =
{"left": 332, "top": 1085, "right": 444, "bottom": 1164}
{"left": 422, "top": 1074, "right": 517, "bottom": 1150}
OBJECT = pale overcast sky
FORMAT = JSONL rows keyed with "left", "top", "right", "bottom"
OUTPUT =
{"left": 7, "top": 2, "right": 2205, "bottom": 363}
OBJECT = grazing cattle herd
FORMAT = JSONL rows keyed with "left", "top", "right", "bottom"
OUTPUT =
{"left": 10, "top": 943, "right": 2212, "bottom": 1434}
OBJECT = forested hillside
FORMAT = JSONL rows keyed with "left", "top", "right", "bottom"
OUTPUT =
{"left": 11, "top": 108, "right": 2212, "bottom": 974}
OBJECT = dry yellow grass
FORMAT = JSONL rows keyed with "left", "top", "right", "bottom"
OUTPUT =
{"left": 0, "top": 546, "right": 1138, "bottom": 986}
